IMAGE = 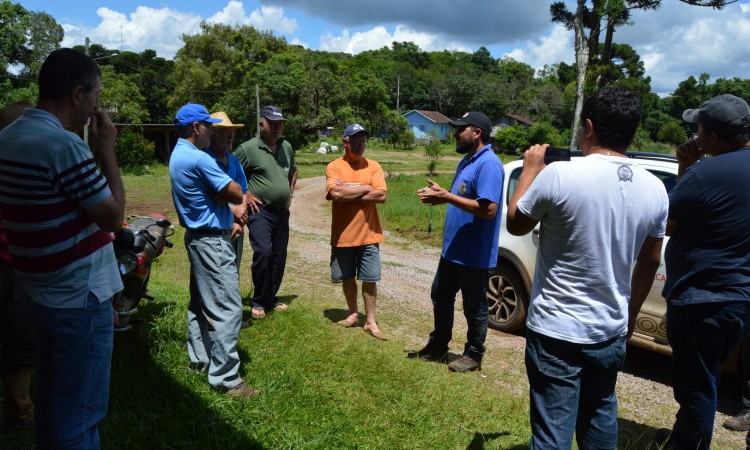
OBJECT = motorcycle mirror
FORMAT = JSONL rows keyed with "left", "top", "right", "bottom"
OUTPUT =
{"left": 156, "top": 219, "right": 172, "bottom": 228}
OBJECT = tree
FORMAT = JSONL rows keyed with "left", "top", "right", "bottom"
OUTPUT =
{"left": 424, "top": 130, "right": 443, "bottom": 175}
{"left": 495, "top": 126, "right": 529, "bottom": 154}
{"left": 657, "top": 121, "right": 687, "bottom": 145}
{"left": 551, "top": 0, "right": 735, "bottom": 149}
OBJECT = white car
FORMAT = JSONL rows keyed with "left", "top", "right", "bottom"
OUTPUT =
{"left": 487, "top": 151, "right": 680, "bottom": 357}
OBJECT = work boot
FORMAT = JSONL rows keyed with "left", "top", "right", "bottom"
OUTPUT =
{"left": 724, "top": 409, "right": 750, "bottom": 431}
{"left": 2, "top": 369, "right": 34, "bottom": 428}
{"left": 448, "top": 354, "right": 482, "bottom": 373}
{"left": 407, "top": 345, "right": 448, "bottom": 363}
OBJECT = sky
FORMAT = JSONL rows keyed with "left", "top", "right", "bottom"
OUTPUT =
{"left": 16, "top": 0, "right": 750, "bottom": 96}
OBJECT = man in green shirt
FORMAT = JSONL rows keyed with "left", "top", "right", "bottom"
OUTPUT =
{"left": 235, "top": 105, "right": 298, "bottom": 319}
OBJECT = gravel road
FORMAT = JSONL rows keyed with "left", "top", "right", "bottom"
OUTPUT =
{"left": 288, "top": 175, "right": 746, "bottom": 449}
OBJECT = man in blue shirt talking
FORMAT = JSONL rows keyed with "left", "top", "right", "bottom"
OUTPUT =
{"left": 410, "top": 111, "right": 504, "bottom": 373}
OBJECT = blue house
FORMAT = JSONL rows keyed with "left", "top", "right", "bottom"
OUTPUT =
{"left": 402, "top": 110, "right": 452, "bottom": 141}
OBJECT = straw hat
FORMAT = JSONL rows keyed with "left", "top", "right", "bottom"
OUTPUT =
{"left": 210, "top": 111, "right": 245, "bottom": 129}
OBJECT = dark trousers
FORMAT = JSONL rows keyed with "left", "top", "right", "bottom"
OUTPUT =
{"left": 0, "top": 261, "right": 36, "bottom": 375}
{"left": 667, "top": 301, "right": 750, "bottom": 449}
{"left": 428, "top": 257, "right": 489, "bottom": 360}
{"left": 247, "top": 206, "right": 290, "bottom": 310}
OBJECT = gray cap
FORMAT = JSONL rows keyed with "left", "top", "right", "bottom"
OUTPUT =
{"left": 682, "top": 94, "right": 750, "bottom": 133}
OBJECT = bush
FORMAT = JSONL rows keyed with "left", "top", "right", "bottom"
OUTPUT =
{"left": 657, "top": 121, "right": 687, "bottom": 146}
{"left": 424, "top": 131, "right": 443, "bottom": 175}
{"left": 115, "top": 129, "right": 154, "bottom": 172}
{"left": 397, "top": 129, "right": 416, "bottom": 150}
{"left": 494, "top": 125, "right": 528, "bottom": 154}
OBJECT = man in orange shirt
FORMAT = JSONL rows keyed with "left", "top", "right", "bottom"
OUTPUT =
{"left": 325, "top": 124, "right": 388, "bottom": 340}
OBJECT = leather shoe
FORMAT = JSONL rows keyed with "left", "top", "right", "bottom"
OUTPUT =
{"left": 448, "top": 354, "right": 481, "bottom": 373}
{"left": 724, "top": 409, "right": 750, "bottom": 431}
{"left": 407, "top": 345, "right": 448, "bottom": 362}
{"left": 226, "top": 382, "right": 260, "bottom": 398}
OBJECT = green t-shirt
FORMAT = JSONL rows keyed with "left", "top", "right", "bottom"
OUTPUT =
{"left": 235, "top": 136, "right": 297, "bottom": 209}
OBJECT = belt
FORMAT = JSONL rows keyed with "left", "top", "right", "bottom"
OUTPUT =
{"left": 185, "top": 228, "right": 231, "bottom": 236}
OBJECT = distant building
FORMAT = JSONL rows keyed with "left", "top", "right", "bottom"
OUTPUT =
{"left": 494, "top": 113, "right": 535, "bottom": 130}
{"left": 402, "top": 109, "right": 452, "bottom": 141}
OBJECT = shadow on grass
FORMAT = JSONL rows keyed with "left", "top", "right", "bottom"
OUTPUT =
{"left": 105, "top": 300, "right": 265, "bottom": 450}
{"left": 465, "top": 431, "right": 513, "bottom": 449}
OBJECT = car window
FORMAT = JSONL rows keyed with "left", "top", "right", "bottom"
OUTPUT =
{"left": 506, "top": 167, "right": 522, "bottom": 205}
{"left": 646, "top": 170, "right": 678, "bottom": 193}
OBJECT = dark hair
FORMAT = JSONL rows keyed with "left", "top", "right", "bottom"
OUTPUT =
{"left": 580, "top": 87, "right": 641, "bottom": 152}
{"left": 176, "top": 124, "right": 194, "bottom": 139}
{"left": 38, "top": 48, "right": 101, "bottom": 101}
{"left": 701, "top": 119, "right": 750, "bottom": 146}
{"left": 469, "top": 126, "right": 491, "bottom": 145}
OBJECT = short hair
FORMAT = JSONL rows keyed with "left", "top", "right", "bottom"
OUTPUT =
{"left": 580, "top": 87, "right": 641, "bottom": 152}
{"left": 176, "top": 124, "right": 194, "bottom": 139}
{"left": 701, "top": 120, "right": 750, "bottom": 146}
{"left": 38, "top": 48, "right": 101, "bottom": 101}
{"left": 473, "top": 126, "right": 491, "bottom": 145}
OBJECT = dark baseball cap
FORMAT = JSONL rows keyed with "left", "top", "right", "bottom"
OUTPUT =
{"left": 682, "top": 94, "right": 750, "bottom": 133}
{"left": 343, "top": 123, "right": 368, "bottom": 138}
{"left": 260, "top": 105, "right": 286, "bottom": 121}
{"left": 449, "top": 111, "right": 492, "bottom": 134}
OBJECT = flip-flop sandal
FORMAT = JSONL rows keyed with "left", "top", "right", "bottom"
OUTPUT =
{"left": 251, "top": 308, "right": 266, "bottom": 319}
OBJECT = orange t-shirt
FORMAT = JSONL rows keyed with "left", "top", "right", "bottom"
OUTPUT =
{"left": 325, "top": 157, "right": 387, "bottom": 247}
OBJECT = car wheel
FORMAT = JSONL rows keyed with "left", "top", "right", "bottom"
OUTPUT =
{"left": 487, "top": 264, "right": 528, "bottom": 333}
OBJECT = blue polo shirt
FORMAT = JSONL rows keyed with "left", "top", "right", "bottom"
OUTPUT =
{"left": 169, "top": 138, "right": 234, "bottom": 230}
{"left": 442, "top": 145, "right": 504, "bottom": 269}
{"left": 205, "top": 147, "right": 248, "bottom": 195}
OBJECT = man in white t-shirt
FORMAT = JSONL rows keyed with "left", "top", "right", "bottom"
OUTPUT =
{"left": 507, "top": 87, "right": 668, "bottom": 449}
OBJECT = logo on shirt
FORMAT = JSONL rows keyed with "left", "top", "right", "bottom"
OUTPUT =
{"left": 459, "top": 181, "right": 467, "bottom": 195}
{"left": 617, "top": 165, "right": 633, "bottom": 182}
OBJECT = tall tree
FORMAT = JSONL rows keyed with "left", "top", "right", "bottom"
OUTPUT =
{"left": 551, "top": 0, "right": 736, "bottom": 149}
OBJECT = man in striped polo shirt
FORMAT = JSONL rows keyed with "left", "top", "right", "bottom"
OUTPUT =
{"left": 0, "top": 49, "right": 125, "bottom": 449}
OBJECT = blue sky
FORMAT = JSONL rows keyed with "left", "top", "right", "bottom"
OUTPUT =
{"left": 17, "top": 0, "right": 750, "bottom": 95}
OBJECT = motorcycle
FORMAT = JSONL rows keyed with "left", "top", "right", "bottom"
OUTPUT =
{"left": 112, "top": 214, "right": 174, "bottom": 331}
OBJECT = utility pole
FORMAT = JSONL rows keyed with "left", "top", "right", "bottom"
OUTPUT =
{"left": 255, "top": 84, "right": 260, "bottom": 137}
{"left": 396, "top": 74, "right": 400, "bottom": 112}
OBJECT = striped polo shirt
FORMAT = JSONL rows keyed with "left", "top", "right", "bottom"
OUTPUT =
{"left": 0, "top": 108, "right": 122, "bottom": 308}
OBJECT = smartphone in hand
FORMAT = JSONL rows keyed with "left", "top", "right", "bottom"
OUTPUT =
{"left": 544, "top": 147, "right": 571, "bottom": 165}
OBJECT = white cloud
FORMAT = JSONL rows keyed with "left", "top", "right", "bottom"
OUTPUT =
{"left": 319, "top": 25, "right": 470, "bottom": 54}
{"left": 511, "top": 24, "right": 574, "bottom": 70}
{"left": 209, "top": 2, "right": 298, "bottom": 34}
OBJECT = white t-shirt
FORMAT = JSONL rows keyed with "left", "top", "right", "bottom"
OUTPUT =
{"left": 517, "top": 154, "right": 668, "bottom": 343}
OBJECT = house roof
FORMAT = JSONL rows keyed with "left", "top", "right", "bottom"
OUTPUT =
{"left": 404, "top": 109, "right": 452, "bottom": 124}
{"left": 504, "top": 114, "right": 535, "bottom": 127}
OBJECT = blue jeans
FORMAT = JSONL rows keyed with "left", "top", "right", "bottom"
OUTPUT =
{"left": 428, "top": 257, "right": 489, "bottom": 360}
{"left": 667, "top": 301, "right": 750, "bottom": 450}
{"left": 247, "top": 206, "right": 289, "bottom": 310}
{"left": 185, "top": 232, "right": 243, "bottom": 390}
{"left": 32, "top": 292, "right": 113, "bottom": 450}
{"left": 525, "top": 330, "right": 625, "bottom": 450}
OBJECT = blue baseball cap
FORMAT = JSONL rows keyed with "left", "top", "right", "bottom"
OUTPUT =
{"left": 174, "top": 103, "right": 222, "bottom": 127}
{"left": 343, "top": 123, "right": 368, "bottom": 138}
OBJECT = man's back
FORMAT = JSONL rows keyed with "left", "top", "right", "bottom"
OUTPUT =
{"left": 519, "top": 155, "right": 668, "bottom": 343}
{"left": 665, "top": 147, "right": 750, "bottom": 302}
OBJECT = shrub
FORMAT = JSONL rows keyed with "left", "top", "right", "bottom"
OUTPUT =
{"left": 424, "top": 130, "right": 443, "bottom": 175}
{"left": 398, "top": 129, "right": 416, "bottom": 150}
{"left": 657, "top": 121, "right": 687, "bottom": 146}
{"left": 115, "top": 129, "right": 154, "bottom": 172}
{"left": 494, "top": 125, "right": 528, "bottom": 154}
